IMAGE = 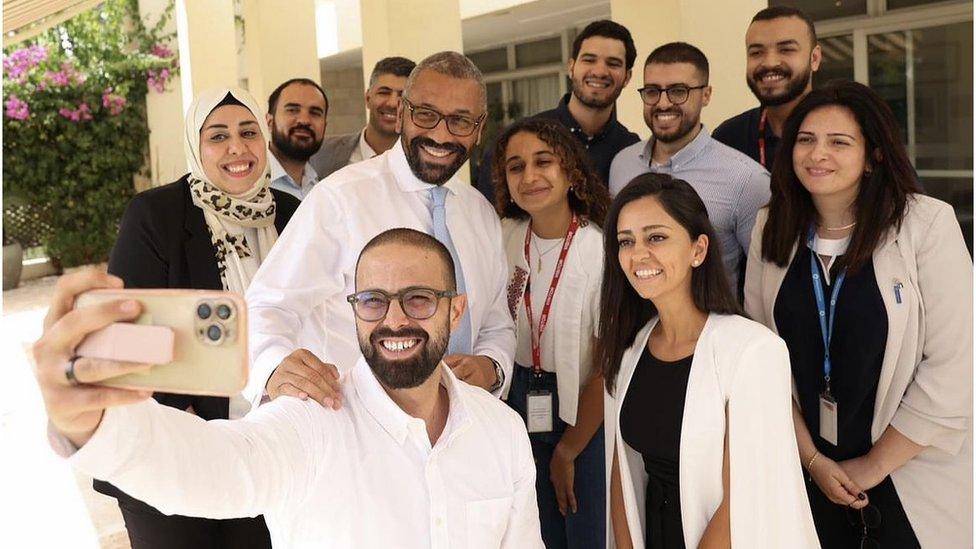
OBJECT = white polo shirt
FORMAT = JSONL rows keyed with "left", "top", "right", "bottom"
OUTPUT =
{"left": 62, "top": 360, "right": 543, "bottom": 549}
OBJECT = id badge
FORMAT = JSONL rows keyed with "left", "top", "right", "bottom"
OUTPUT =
{"left": 526, "top": 390, "right": 553, "bottom": 433}
{"left": 819, "top": 393, "right": 838, "bottom": 446}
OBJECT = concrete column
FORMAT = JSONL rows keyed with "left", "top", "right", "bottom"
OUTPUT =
{"left": 175, "top": 0, "right": 238, "bottom": 108}
{"left": 611, "top": 0, "right": 765, "bottom": 138}
{"left": 241, "top": 0, "right": 320, "bottom": 111}
{"left": 358, "top": 0, "right": 463, "bottom": 90}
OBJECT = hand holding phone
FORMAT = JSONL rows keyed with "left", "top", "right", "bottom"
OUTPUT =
{"left": 75, "top": 288, "right": 249, "bottom": 396}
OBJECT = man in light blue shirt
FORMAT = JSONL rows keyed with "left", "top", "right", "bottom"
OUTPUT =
{"left": 609, "top": 42, "right": 769, "bottom": 290}
{"left": 266, "top": 78, "right": 328, "bottom": 200}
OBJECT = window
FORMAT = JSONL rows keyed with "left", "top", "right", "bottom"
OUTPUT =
{"left": 770, "top": 0, "right": 867, "bottom": 21}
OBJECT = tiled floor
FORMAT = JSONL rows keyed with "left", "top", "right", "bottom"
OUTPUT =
{"left": 2, "top": 267, "right": 131, "bottom": 549}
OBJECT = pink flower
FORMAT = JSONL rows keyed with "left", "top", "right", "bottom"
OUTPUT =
{"left": 3, "top": 45, "right": 48, "bottom": 81}
{"left": 58, "top": 102, "right": 93, "bottom": 122}
{"left": 101, "top": 88, "right": 127, "bottom": 115}
{"left": 5, "top": 95, "right": 30, "bottom": 120}
{"left": 151, "top": 44, "right": 173, "bottom": 58}
{"left": 147, "top": 68, "right": 168, "bottom": 93}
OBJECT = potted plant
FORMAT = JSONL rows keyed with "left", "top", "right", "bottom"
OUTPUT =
{"left": 2, "top": 225, "right": 22, "bottom": 291}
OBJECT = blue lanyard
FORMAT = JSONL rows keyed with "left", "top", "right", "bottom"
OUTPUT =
{"left": 808, "top": 227, "right": 846, "bottom": 392}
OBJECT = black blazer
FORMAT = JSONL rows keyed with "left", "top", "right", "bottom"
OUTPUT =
{"left": 105, "top": 175, "right": 299, "bottom": 418}
{"left": 96, "top": 175, "right": 299, "bottom": 501}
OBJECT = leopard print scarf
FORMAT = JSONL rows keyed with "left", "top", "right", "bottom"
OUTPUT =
{"left": 188, "top": 174, "right": 277, "bottom": 294}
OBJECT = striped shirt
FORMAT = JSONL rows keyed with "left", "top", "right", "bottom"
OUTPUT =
{"left": 608, "top": 126, "right": 770, "bottom": 290}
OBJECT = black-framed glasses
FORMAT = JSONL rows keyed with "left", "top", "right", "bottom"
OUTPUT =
{"left": 637, "top": 84, "right": 708, "bottom": 106}
{"left": 346, "top": 286, "right": 458, "bottom": 322}
{"left": 846, "top": 504, "right": 881, "bottom": 549}
{"left": 401, "top": 97, "right": 486, "bottom": 137}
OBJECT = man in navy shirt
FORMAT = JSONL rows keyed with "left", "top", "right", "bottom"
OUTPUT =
{"left": 712, "top": 7, "right": 821, "bottom": 169}
{"left": 475, "top": 20, "right": 640, "bottom": 202}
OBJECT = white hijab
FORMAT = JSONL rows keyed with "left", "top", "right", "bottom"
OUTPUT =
{"left": 183, "top": 87, "right": 278, "bottom": 295}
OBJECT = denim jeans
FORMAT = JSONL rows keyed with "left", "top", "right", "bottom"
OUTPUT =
{"left": 507, "top": 364, "right": 606, "bottom": 549}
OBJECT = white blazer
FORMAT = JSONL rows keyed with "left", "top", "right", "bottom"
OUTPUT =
{"left": 745, "top": 195, "right": 973, "bottom": 549}
{"left": 605, "top": 314, "right": 820, "bottom": 548}
{"left": 501, "top": 217, "right": 603, "bottom": 424}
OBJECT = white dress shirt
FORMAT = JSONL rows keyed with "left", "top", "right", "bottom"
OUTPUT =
{"left": 245, "top": 141, "right": 516, "bottom": 407}
{"left": 268, "top": 153, "right": 319, "bottom": 200}
{"left": 347, "top": 128, "right": 378, "bottom": 164}
{"left": 61, "top": 361, "right": 543, "bottom": 549}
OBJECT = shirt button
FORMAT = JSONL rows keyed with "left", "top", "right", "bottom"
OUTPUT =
{"left": 435, "top": 517, "right": 443, "bottom": 526}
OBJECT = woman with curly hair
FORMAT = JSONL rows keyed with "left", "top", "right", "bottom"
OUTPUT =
{"left": 492, "top": 118, "right": 611, "bottom": 548}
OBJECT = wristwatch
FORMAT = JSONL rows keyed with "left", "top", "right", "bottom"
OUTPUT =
{"left": 487, "top": 357, "right": 505, "bottom": 392}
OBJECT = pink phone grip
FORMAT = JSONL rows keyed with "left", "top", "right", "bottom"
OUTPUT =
{"left": 76, "top": 323, "right": 175, "bottom": 364}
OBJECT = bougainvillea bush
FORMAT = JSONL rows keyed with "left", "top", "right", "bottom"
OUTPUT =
{"left": 2, "top": 0, "right": 177, "bottom": 267}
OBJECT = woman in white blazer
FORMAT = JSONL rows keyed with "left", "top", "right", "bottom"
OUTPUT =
{"left": 491, "top": 118, "right": 611, "bottom": 549}
{"left": 745, "top": 80, "right": 972, "bottom": 549}
{"left": 599, "top": 173, "right": 819, "bottom": 549}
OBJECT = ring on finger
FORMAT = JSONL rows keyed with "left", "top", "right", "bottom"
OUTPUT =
{"left": 65, "top": 356, "right": 81, "bottom": 386}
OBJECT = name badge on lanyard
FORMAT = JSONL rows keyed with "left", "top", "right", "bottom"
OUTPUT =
{"left": 522, "top": 215, "right": 579, "bottom": 433}
{"left": 809, "top": 227, "right": 846, "bottom": 446}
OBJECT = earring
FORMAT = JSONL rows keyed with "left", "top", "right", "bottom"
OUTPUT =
{"left": 692, "top": 260, "right": 700, "bottom": 267}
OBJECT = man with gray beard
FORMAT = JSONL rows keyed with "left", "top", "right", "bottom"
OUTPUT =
{"left": 244, "top": 51, "right": 516, "bottom": 412}
{"left": 37, "top": 229, "right": 543, "bottom": 548}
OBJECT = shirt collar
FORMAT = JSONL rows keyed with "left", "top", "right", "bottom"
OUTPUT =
{"left": 268, "top": 152, "right": 318, "bottom": 189}
{"left": 358, "top": 128, "right": 378, "bottom": 160}
{"left": 387, "top": 138, "right": 461, "bottom": 196}
{"left": 350, "top": 357, "right": 470, "bottom": 447}
{"left": 638, "top": 124, "right": 712, "bottom": 170}
{"left": 553, "top": 93, "right": 619, "bottom": 141}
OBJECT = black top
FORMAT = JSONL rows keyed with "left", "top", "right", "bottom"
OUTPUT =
{"left": 475, "top": 93, "right": 640, "bottom": 202}
{"left": 712, "top": 106, "right": 779, "bottom": 170}
{"left": 620, "top": 348, "right": 692, "bottom": 549}
{"left": 774, "top": 246, "right": 888, "bottom": 460}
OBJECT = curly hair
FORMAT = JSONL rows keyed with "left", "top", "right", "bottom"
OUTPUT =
{"left": 491, "top": 118, "right": 610, "bottom": 227}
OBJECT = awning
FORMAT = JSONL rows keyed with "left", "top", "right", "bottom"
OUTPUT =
{"left": 4, "top": 0, "right": 106, "bottom": 48}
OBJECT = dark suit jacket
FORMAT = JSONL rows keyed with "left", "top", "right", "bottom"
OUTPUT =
{"left": 95, "top": 175, "right": 299, "bottom": 499}
{"left": 309, "top": 131, "right": 360, "bottom": 180}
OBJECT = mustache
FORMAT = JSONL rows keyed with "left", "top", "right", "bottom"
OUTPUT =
{"left": 412, "top": 137, "right": 466, "bottom": 156}
{"left": 651, "top": 108, "right": 682, "bottom": 116}
{"left": 369, "top": 326, "right": 430, "bottom": 344}
{"left": 289, "top": 124, "right": 316, "bottom": 136}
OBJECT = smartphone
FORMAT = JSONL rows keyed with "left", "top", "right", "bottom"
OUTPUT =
{"left": 74, "top": 289, "right": 248, "bottom": 396}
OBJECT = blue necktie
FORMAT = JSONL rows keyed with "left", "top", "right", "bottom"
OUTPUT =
{"left": 429, "top": 186, "right": 472, "bottom": 355}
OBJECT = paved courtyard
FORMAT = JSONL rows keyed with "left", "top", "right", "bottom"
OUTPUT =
{"left": 2, "top": 267, "right": 130, "bottom": 549}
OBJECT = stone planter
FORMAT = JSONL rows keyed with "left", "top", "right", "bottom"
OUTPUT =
{"left": 3, "top": 241, "right": 23, "bottom": 291}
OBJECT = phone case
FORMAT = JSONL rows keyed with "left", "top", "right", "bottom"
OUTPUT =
{"left": 75, "top": 289, "right": 249, "bottom": 396}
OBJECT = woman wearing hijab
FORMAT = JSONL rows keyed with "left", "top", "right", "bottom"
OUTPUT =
{"left": 94, "top": 87, "right": 299, "bottom": 548}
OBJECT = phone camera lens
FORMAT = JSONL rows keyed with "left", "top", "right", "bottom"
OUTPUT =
{"left": 216, "top": 304, "right": 232, "bottom": 320}
{"left": 197, "top": 303, "right": 213, "bottom": 320}
{"left": 206, "top": 324, "right": 223, "bottom": 342}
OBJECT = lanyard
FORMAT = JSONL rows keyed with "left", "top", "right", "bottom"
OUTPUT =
{"left": 808, "top": 227, "right": 846, "bottom": 394}
{"left": 758, "top": 108, "right": 768, "bottom": 168}
{"left": 523, "top": 215, "right": 579, "bottom": 376}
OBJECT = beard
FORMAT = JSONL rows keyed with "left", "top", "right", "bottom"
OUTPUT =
{"left": 647, "top": 108, "right": 700, "bottom": 144}
{"left": 747, "top": 64, "right": 812, "bottom": 107}
{"left": 359, "top": 324, "right": 448, "bottom": 389}
{"left": 570, "top": 76, "right": 624, "bottom": 110}
{"left": 270, "top": 121, "right": 323, "bottom": 162}
{"left": 403, "top": 136, "right": 470, "bottom": 185}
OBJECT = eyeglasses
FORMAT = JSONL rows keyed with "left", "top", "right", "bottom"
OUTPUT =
{"left": 401, "top": 97, "right": 486, "bottom": 137}
{"left": 346, "top": 286, "right": 458, "bottom": 322}
{"left": 846, "top": 504, "right": 881, "bottom": 549}
{"left": 637, "top": 84, "right": 708, "bottom": 106}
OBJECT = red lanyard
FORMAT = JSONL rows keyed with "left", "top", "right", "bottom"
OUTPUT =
{"left": 522, "top": 215, "right": 579, "bottom": 376}
{"left": 758, "top": 108, "right": 768, "bottom": 168}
